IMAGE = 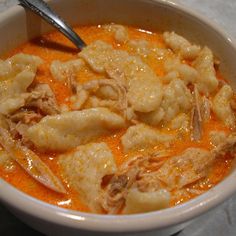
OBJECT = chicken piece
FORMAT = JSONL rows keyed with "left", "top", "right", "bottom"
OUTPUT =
{"left": 27, "top": 108, "right": 125, "bottom": 151}
{"left": 212, "top": 85, "right": 235, "bottom": 128}
{"left": 26, "top": 83, "right": 60, "bottom": 115}
{"left": 82, "top": 79, "right": 128, "bottom": 116}
{"left": 59, "top": 142, "right": 117, "bottom": 212}
{"left": 100, "top": 167, "right": 139, "bottom": 214}
{"left": 201, "top": 96, "right": 211, "bottom": 122}
{"left": 103, "top": 24, "right": 129, "bottom": 43}
{"left": 156, "top": 148, "right": 214, "bottom": 189}
{"left": 193, "top": 47, "right": 218, "bottom": 94}
{"left": 10, "top": 111, "right": 42, "bottom": 125}
{"left": 163, "top": 32, "right": 201, "bottom": 60}
{"left": 101, "top": 151, "right": 170, "bottom": 214}
{"left": 121, "top": 124, "right": 174, "bottom": 153}
{"left": 79, "top": 40, "right": 163, "bottom": 113}
{"left": 123, "top": 188, "right": 170, "bottom": 214}
{"left": 103, "top": 133, "right": 236, "bottom": 213}
{"left": 0, "top": 83, "right": 59, "bottom": 116}
{"left": 190, "top": 86, "right": 202, "bottom": 141}
{"left": 0, "top": 127, "right": 65, "bottom": 193}
{"left": 191, "top": 106, "right": 202, "bottom": 141}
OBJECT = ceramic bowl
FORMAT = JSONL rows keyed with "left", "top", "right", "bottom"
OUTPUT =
{"left": 1, "top": 0, "right": 236, "bottom": 235}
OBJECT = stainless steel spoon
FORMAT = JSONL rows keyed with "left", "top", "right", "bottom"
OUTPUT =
{"left": 18, "top": 0, "right": 86, "bottom": 50}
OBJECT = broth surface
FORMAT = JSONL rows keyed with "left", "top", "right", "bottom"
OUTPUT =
{"left": 0, "top": 25, "right": 234, "bottom": 213}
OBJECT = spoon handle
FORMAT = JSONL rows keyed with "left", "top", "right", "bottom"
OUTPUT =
{"left": 18, "top": 0, "right": 86, "bottom": 50}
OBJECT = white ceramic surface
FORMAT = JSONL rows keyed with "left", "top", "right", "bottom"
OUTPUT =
{"left": 0, "top": 0, "right": 236, "bottom": 235}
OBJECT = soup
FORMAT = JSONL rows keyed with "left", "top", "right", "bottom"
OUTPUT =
{"left": 0, "top": 24, "right": 235, "bottom": 214}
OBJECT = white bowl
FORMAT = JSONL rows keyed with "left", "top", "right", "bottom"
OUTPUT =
{"left": 1, "top": 0, "right": 236, "bottom": 235}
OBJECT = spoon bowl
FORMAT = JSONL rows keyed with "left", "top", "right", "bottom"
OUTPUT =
{"left": 19, "top": 0, "right": 86, "bottom": 50}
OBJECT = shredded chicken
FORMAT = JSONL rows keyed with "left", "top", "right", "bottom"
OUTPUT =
{"left": 156, "top": 148, "right": 213, "bottom": 189}
{"left": 0, "top": 126, "right": 66, "bottom": 193}
{"left": 191, "top": 86, "right": 203, "bottom": 141}
{"left": 0, "top": 29, "right": 235, "bottom": 216}
{"left": 101, "top": 132, "right": 236, "bottom": 213}
{"left": 0, "top": 83, "right": 60, "bottom": 117}
{"left": 26, "top": 83, "right": 60, "bottom": 115}
{"left": 82, "top": 78, "right": 131, "bottom": 120}
{"left": 101, "top": 172, "right": 136, "bottom": 214}
{"left": 201, "top": 96, "right": 211, "bottom": 121}
{"left": 100, "top": 151, "right": 169, "bottom": 213}
{"left": 10, "top": 111, "right": 42, "bottom": 125}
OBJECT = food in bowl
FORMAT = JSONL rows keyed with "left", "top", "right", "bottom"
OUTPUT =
{"left": 0, "top": 24, "right": 235, "bottom": 215}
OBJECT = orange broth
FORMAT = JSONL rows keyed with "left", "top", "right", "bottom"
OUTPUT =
{"left": 0, "top": 25, "right": 234, "bottom": 212}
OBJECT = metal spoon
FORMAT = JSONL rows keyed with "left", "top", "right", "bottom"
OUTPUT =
{"left": 18, "top": 0, "right": 86, "bottom": 50}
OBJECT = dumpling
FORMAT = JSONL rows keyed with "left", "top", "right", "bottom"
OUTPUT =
{"left": 79, "top": 40, "right": 163, "bottom": 113}
{"left": 123, "top": 188, "right": 170, "bottom": 214}
{"left": 139, "top": 79, "right": 193, "bottom": 125}
{"left": 0, "top": 53, "right": 43, "bottom": 80}
{"left": 163, "top": 32, "right": 201, "bottom": 60}
{"left": 0, "top": 70, "right": 35, "bottom": 101}
{"left": 27, "top": 108, "right": 126, "bottom": 151}
{"left": 59, "top": 142, "right": 117, "bottom": 212}
{"left": 157, "top": 148, "right": 214, "bottom": 189}
{"left": 193, "top": 47, "right": 218, "bottom": 94}
{"left": 170, "top": 113, "right": 190, "bottom": 131}
{"left": 138, "top": 108, "right": 165, "bottom": 126}
{"left": 0, "top": 150, "right": 15, "bottom": 171}
{"left": 161, "top": 79, "right": 193, "bottom": 122}
{"left": 209, "top": 131, "right": 227, "bottom": 147}
{"left": 0, "top": 93, "right": 30, "bottom": 115}
{"left": 127, "top": 77, "right": 163, "bottom": 113}
{"left": 0, "top": 53, "right": 43, "bottom": 101}
{"left": 212, "top": 85, "right": 235, "bottom": 128}
{"left": 103, "top": 24, "right": 129, "bottom": 43}
{"left": 121, "top": 123, "right": 174, "bottom": 152}
{"left": 164, "top": 57, "right": 199, "bottom": 85}
{"left": 127, "top": 39, "right": 151, "bottom": 58}
{"left": 50, "top": 59, "right": 84, "bottom": 81}
{"left": 79, "top": 40, "right": 114, "bottom": 73}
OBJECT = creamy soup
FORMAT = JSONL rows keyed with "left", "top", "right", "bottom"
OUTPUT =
{"left": 0, "top": 24, "right": 235, "bottom": 214}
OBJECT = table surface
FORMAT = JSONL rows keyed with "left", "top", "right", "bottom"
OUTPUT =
{"left": 1, "top": 0, "right": 236, "bottom": 235}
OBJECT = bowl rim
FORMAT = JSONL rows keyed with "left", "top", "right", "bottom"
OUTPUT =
{"left": 1, "top": 0, "right": 236, "bottom": 233}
